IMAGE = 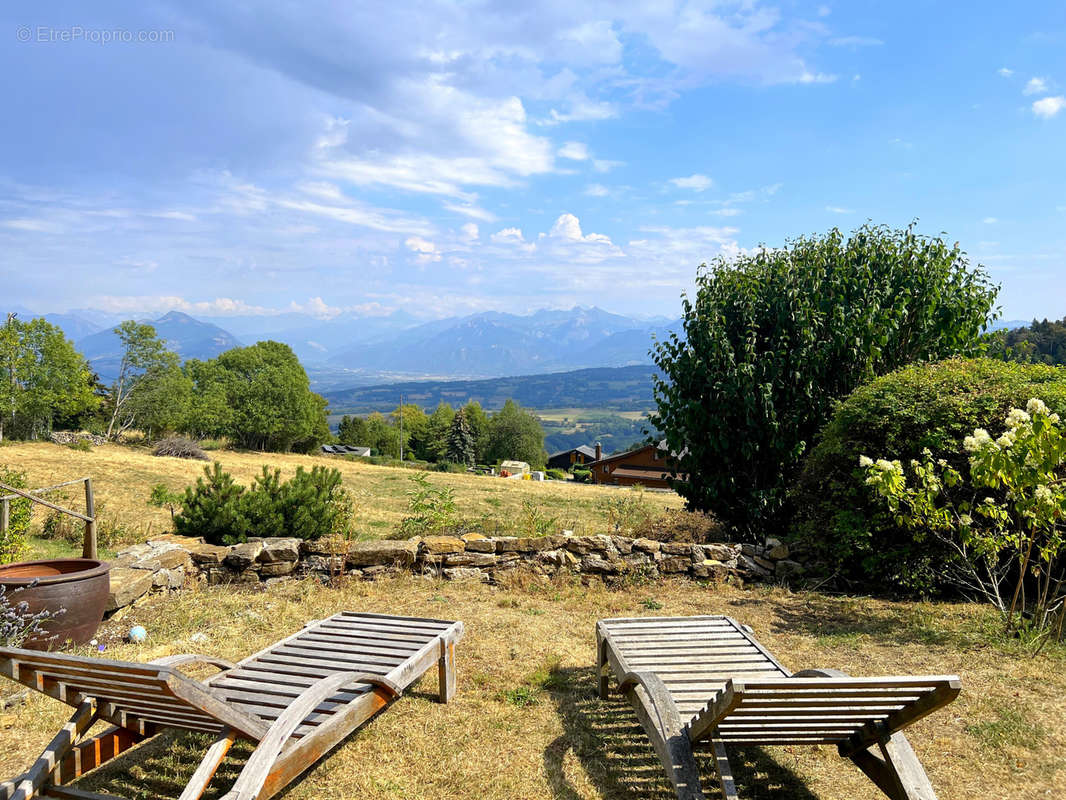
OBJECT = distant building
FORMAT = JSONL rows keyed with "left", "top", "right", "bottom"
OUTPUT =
{"left": 588, "top": 440, "right": 684, "bottom": 489}
{"left": 546, "top": 444, "right": 598, "bottom": 471}
{"left": 322, "top": 444, "right": 371, "bottom": 457}
{"left": 499, "top": 460, "right": 530, "bottom": 477}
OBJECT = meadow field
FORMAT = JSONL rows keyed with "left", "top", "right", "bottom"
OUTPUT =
{"left": 0, "top": 442, "right": 684, "bottom": 554}
{"left": 0, "top": 576, "right": 1061, "bottom": 800}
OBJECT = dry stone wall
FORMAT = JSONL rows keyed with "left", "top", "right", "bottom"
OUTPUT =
{"left": 105, "top": 532, "right": 812, "bottom": 612}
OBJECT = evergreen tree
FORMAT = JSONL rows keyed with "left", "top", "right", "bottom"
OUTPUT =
{"left": 424, "top": 402, "right": 455, "bottom": 462}
{"left": 445, "top": 408, "right": 476, "bottom": 465}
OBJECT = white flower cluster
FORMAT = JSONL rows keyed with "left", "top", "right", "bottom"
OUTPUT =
{"left": 1027, "top": 398, "right": 1049, "bottom": 416}
{"left": 1005, "top": 407, "right": 1031, "bottom": 429}
{"left": 963, "top": 428, "right": 992, "bottom": 452}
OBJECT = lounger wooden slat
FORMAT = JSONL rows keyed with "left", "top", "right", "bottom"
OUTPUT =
{"left": 597, "top": 614, "right": 960, "bottom": 800}
{"left": 1, "top": 612, "right": 463, "bottom": 800}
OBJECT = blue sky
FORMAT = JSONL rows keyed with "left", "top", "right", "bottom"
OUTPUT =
{"left": 2, "top": 0, "right": 1064, "bottom": 322}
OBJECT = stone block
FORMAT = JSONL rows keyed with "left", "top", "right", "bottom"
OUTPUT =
{"left": 258, "top": 538, "right": 301, "bottom": 563}
{"left": 775, "top": 560, "right": 806, "bottom": 579}
{"left": 632, "top": 538, "right": 661, "bottom": 553}
{"left": 581, "top": 554, "right": 618, "bottom": 574}
{"left": 692, "top": 559, "right": 730, "bottom": 580}
{"left": 701, "top": 543, "right": 739, "bottom": 562}
{"left": 185, "top": 541, "right": 231, "bottom": 565}
{"left": 465, "top": 538, "right": 496, "bottom": 553}
{"left": 766, "top": 543, "right": 790, "bottom": 560}
{"left": 442, "top": 552, "right": 497, "bottom": 567}
{"left": 107, "top": 568, "right": 155, "bottom": 611}
{"left": 260, "top": 561, "right": 296, "bottom": 577}
{"left": 421, "top": 536, "right": 466, "bottom": 555}
{"left": 442, "top": 567, "right": 485, "bottom": 581}
{"left": 494, "top": 537, "right": 521, "bottom": 552}
{"left": 659, "top": 556, "right": 690, "bottom": 573}
{"left": 347, "top": 539, "right": 419, "bottom": 567}
{"left": 660, "top": 542, "right": 691, "bottom": 556}
{"left": 224, "top": 541, "right": 263, "bottom": 570}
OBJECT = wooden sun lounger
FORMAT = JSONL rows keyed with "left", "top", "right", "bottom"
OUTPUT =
{"left": 0, "top": 611, "right": 464, "bottom": 800}
{"left": 596, "top": 615, "right": 960, "bottom": 800}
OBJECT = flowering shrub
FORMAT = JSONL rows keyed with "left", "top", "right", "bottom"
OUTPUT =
{"left": 1, "top": 580, "right": 63, "bottom": 647}
{"left": 864, "top": 399, "right": 1066, "bottom": 642}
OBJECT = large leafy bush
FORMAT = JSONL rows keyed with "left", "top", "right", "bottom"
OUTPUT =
{"left": 174, "top": 463, "right": 351, "bottom": 545}
{"left": 0, "top": 466, "right": 31, "bottom": 563}
{"left": 793, "top": 359, "right": 1066, "bottom": 592}
{"left": 651, "top": 223, "right": 997, "bottom": 538}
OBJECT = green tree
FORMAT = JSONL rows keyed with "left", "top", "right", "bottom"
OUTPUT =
{"left": 650, "top": 223, "right": 999, "bottom": 536}
{"left": 391, "top": 404, "right": 429, "bottom": 459}
{"left": 446, "top": 408, "right": 476, "bottom": 465}
{"left": 364, "top": 412, "right": 401, "bottom": 457}
{"left": 182, "top": 359, "right": 233, "bottom": 438}
{"left": 0, "top": 314, "right": 97, "bottom": 441}
{"left": 125, "top": 361, "right": 192, "bottom": 440}
{"left": 193, "top": 341, "right": 327, "bottom": 452}
{"left": 462, "top": 401, "right": 490, "bottom": 462}
{"left": 486, "top": 399, "right": 546, "bottom": 467}
{"left": 424, "top": 402, "right": 455, "bottom": 462}
{"left": 105, "top": 320, "right": 179, "bottom": 439}
{"left": 337, "top": 414, "right": 370, "bottom": 446}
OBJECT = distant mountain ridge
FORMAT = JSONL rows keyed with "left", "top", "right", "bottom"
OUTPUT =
{"left": 322, "top": 364, "right": 658, "bottom": 414}
{"left": 77, "top": 311, "right": 243, "bottom": 381}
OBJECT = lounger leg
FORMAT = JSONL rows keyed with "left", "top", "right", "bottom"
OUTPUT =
{"left": 622, "top": 675, "right": 707, "bottom": 800}
{"left": 438, "top": 637, "right": 457, "bottom": 703}
{"left": 1, "top": 700, "right": 97, "bottom": 800}
{"left": 709, "top": 738, "right": 739, "bottom": 800}
{"left": 177, "top": 729, "right": 236, "bottom": 800}
{"left": 54, "top": 725, "right": 145, "bottom": 785}
{"left": 846, "top": 732, "right": 937, "bottom": 800}
{"left": 596, "top": 635, "right": 610, "bottom": 701}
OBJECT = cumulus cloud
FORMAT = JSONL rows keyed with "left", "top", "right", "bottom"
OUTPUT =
{"left": 670, "top": 174, "right": 713, "bottom": 192}
{"left": 1033, "top": 96, "right": 1065, "bottom": 118}
{"left": 826, "top": 205, "right": 854, "bottom": 214}
{"left": 557, "top": 141, "right": 590, "bottom": 160}
{"left": 998, "top": 67, "right": 1014, "bottom": 77}
{"left": 585, "top": 183, "right": 610, "bottom": 197}
{"left": 404, "top": 235, "right": 442, "bottom": 263}
{"left": 1024, "top": 77, "right": 1050, "bottom": 95}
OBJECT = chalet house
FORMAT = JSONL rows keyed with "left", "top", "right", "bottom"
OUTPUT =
{"left": 546, "top": 444, "right": 598, "bottom": 471}
{"left": 588, "top": 440, "right": 683, "bottom": 489}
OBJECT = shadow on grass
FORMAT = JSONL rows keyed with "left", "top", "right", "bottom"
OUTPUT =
{"left": 543, "top": 666, "right": 819, "bottom": 800}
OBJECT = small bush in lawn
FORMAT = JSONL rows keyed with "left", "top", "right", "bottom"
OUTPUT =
{"left": 0, "top": 466, "right": 31, "bottom": 563}
{"left": 67, "top": 439, "right": 93, "bottom": 452}
{"left": 174, "top": 463, "right": 352, "bottom": 545}
{"left": 153, "top": 437, "right": 208, "bottom": 461}
{"left": 545, "top": 468, "right": 568, "bottom": 481}
{"left": 572, "top": 467, "right": 591, "bottom": 483}
{"left": 398, "top": 472, "right": 458, "bottom": 537}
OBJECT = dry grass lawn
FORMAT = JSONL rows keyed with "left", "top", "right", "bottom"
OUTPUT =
{"left": 1, "top": 576, "right": 1062, "bottom": 800}
{"left": 0, "top": 442, "right": 683, "bottom": 553}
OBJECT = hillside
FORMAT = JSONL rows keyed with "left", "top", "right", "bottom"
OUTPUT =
{"left": 0, "top": 442, "right": 682, "bottom": 547}
{"left": 323, "top": 364, "right": 658, "bottom": 414}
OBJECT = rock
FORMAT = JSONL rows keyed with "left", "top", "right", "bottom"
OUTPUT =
{"left": 301, "top": 535, "right": 351, "bottom": 556}
{"left": 764, "top": 537, "right": 782, "bottom": 549}
{"left": 612, "top": 537, "right": 634, "bottom": 554}
{"left": 460, "top": 533, "right": 487, "bottom": 542}
{"left": 347, "top": 539, "right": 419, "bottom": 567}
{"left": 421, "top": 536, "right": 466, "bottom": 555}
{"left": 540, "top": 549, "right": 578, "bottom": 568}
{"left": 260, "top": 561, "right": 296, "bottom": 577}
{"left": 234, "top": 570, "right": 260, "bottom": 584}
{"left": 442, "top": 567, "right": 485, "bottom": 581}
{"left": 258, "top": 538, "right": 300, "bottom": 563}
{"left": 701, "top": 543, "right": 738, "bottom": 562}
{"left": 107, "top": 568, "right": 155, "bottom": 611}
{"left": 766, "top": 543, "right": 790, "bottom": 560}
{"left": 775, "top": 560, "right": 806, "bottom": 579}
{"left": 167, "top": 567, "right": 185, "bottom": 589}
{"left": 494, "top": 537, "right": 521, "bottom": 552}
{"left": 442, "top": 552, "right": 497, "bottom": 567}
{"left": 740, "top": 543, "right": 758, "bottom": 557}
{"left": 692, "top": 559, "right": 730, "bottom": 580}
{"left": 514, "top": 537, "right": 555, "bottom": 552}
{"left": 225, "top": 541, "right": 264, "bottom": 569}
{"left": 581, "top": 555, "right": 618, "bottom": 574}
{"left": 184, "top": 541, "right": 231, "bottom": 565}
{"left": 753, "top": 555, "right": 776, "bottom": 572}
{"left": 660, "top": 542, "right": 691, "bottom": 556}
{"left": 563, "top": 536, "right": 597, "bottom": 555}
{"left": 304, "top": 554, "right": 344, "bottom": 572}
{"left": 737, "top": 555, "right": 771, "bottom": 577}
{"left": 465, "top": 538, "right": 496, "bottom": 553}
{"left": 632, "top": 538, "right": 661, "bottom": 553}
{"left": 659, "top": 556, "right": 690, "bottom": 574}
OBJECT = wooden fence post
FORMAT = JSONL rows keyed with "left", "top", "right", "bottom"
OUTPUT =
{"left": 0, "top": 498, "right": 8, "bottom": 539}
{"left": 82, "top": 478, "right": 97, "bottom": 560}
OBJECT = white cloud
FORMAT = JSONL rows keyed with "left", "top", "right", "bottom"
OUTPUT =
{"left": 557, "top": 141, "right": 590, "bottom": 160}
{"left": 710, "top": 208, "right": 741, "bottom": 217}
{"left": 983, "top": 217, "right": 998, "bottom": 224}
{"left": 460, "top": 223, "right": 479, "bottom": 241}
{"left": 88, "top": 295, "right": 276, "bottom": 316}
{"left": 817, "top": 5, "right": 831, "bottom": 17}
{"left": 1033, "top": 96, "right": 1066, "bottom": 118}
{"left": 726, "top": 183, "right": 782, "bottom": 204}
{"left": 593, "top": 159, "right": 623, "bottom": 173}
{"left": 443, "top": 202, "right": 497, "bottom": 222}
{"left": 404, "top": 235, "right": 442, "bottom": 263}
{"left": 1024, "top": 77, "right": 1050, "bottom": 95}
{"left": 998, "top": 67, "right": 1014, "bottom": 78}
{"left": 585, "top": 183, "right": 610, "bottom": 197}
{"left": 491, "top": 227, "right": 527, "bottom": 244}
{"left": 288, "top": 297, "right": 342, "bottom": 319}
{"left": 670, "top": 173, "right": 713, "bottom": 192}
{"left": 795, "top": 71, "right": 838, "bottom": 84}
{"left": 826, "top": 205, "right": 854, "bottom": 214}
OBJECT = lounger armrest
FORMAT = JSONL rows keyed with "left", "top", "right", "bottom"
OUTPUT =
{"left": 149, "top": 654, "right": 236, "bottom": 672}
{"left": 219, "top": 672, "right": 401, "bottom": 800}
{"left": 618, "top": 671, "right": 685, "bottom": 739}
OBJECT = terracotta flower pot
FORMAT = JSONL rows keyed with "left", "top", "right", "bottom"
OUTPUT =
{"left": 0, "top": 558, "right": 110, "bottom": 649}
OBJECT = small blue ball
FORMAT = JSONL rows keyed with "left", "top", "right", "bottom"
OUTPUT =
{"left": 128, "top": 625, "right": 147, "bottom": 643}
